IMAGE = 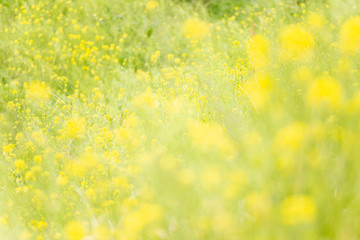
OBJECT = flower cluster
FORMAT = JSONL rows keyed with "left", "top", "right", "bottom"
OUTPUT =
{"left": 0, "top": 1, "right": 359, "bottom": 240}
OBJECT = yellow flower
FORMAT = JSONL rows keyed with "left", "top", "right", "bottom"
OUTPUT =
{"left": 150, "top": 50, "right": 160, "bottom": 64}
{"left": 145, "top": 1, "right": 159, "bottom": 11}
{"left": 247, "top": 34, "right": 270, "bottom": 69}
{"left": 24, "top": 81, "right": 51, "bottom": 102}
{"left": 273, "top": 122, "right": 307, "bottom": 170}
{"left": 273, "top": 122, "right": 307, "bottom": 152}
{"left": 280, "top": 195, "right": 316, "bottom": 225}
{"left": 112, "top": 176, "right": 131, "bottom": 190}
{"left": 135, "top": 70, "right": 150, "bottom": 82}
{"left": 187, "top": 120, "right": 236, "bottom": 156}
{"left": 121, "top": 203, "right": 163, "bottom": 236}
{"left": 279, "top": 24, "right": 314, "bottom": 60}
{"left": 339, "top": 16, "right": 360, "bottom": 54}
{"left": 63, "top": 116, "right": 86, "bottom": 139}
{"left": 132, "top": 88, "right": 159, "bottom": 109}
{"left": 347, "top": 91, "right": 360, "bottom": 113}
{"left": 14, "top": 159, "right": 28, "bottom": 171}
{"left": 0, "top": 214, "right": 8, "bottom": 227}
{"left": 56, "top": 172, "right": 68, "bottom": 186}
{"left": 306, "top": 75, "right": 342, "bottom": 109}
{"left": 124, "top": 114, "right": 138, "bottom": 128}
{"left": 65, "top": 221, "right": 86, "bottom": 240}
{"left": 114, "top": 127, "right": 140, "bottom": 151}
{"left": 65, "top": 148, "right": 98, "bottom": 177}
{"left": 307, "top": 12, "right": 326, "bottom": 29}
{"left": 182, "top": 18, "right": 210, "bottom": 40}
{"left": 244, "top": 73, "right": 273, "bottom": 110}
{"left": 3, "top": 143, "right": 15, "bottom": 154}
{"left": 29, "top": 219, "right": 47, "bottom": 230}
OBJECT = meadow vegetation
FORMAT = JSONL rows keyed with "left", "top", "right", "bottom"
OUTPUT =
{"left": 1, "top": 0, "right": 360, "bottom": 239}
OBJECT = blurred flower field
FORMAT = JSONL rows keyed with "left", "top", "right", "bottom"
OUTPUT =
{"left": 1, "top": 0, "right": 360, "bottom": 239}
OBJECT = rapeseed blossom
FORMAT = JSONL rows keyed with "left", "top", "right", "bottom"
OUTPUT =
{"left": 244, "top": 72, "right": 273, "bottom": 110}
{"left": 279, "top": 24, "right": 314, "bottom": 60}
{"left": 65, "top": 221, "right": 86, "bottom": 240}
{"left": 247, "top": 34, "right": 270, "bottom": 69}
{"left": 0, "top": 1, "right": 359, "bottom": 239}
{"left": 306, "top": 75, "right": 342, "bottom": 110}
{"left": 280, "top": 195, "right": 317, "bottom": 225}
{"left": 339, "top": 16, "right": 360, "bottom": 54}
{"left": 146, "top": 1, "right": 159, "bottom": 11}
{"left": 182, "top": 18, "right": 210, "bottom": 40}
{"left": 63, "top": 116, "right": 87, "bottom": 139}
{"left": 187, "top": 120, "right": 236, "bottom": 156}
{"left": 24, "top": 81, "right": 51, "bottom": 102}
{"left": 132, "top": 88, "right": 159, "bottom": 109}
{"left": 307, "top": 12, "right": 326, "bottom": 29}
